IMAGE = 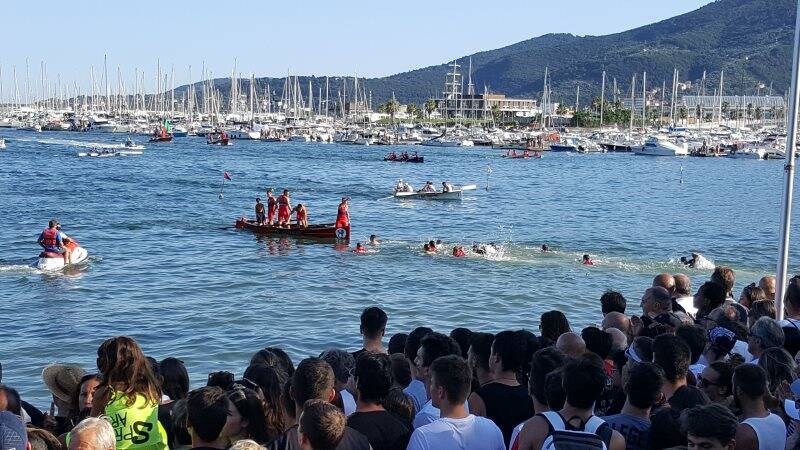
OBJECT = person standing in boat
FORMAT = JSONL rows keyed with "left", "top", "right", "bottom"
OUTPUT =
{"left": 266, "top": 189, "right": 277, "bottom": 226}
{"left": 293, "top": 204, "right": 308, "bottom": 228}
{"left": 255, "top": 198, "right": 266, "bottom": 225}
{"left": 335, "top": 197, "right": 350, "bottom": 230}
{"left": 277, "top": 190, "right": 291, "bottom": 227}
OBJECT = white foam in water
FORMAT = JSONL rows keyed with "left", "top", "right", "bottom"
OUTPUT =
{"left": 13, "top": 136, "right": 124, "bottom": 149}
{"left": 0, "top": 264, "right": 42, "bottom": 274}
{"left": 693, "top": 254, "right": 716, "bottom": 270}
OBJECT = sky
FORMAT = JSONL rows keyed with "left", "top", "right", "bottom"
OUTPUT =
{"left": 0, "top": 0, "right": 714, "bottom": 97}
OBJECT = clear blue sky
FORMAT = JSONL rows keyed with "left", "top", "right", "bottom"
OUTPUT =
{"left": 0, "top": 0, "right": 713, "bottom": 94}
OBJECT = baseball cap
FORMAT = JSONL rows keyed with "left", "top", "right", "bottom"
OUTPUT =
{"left": 0, "top": 411, "right": 27, "bottom": 450}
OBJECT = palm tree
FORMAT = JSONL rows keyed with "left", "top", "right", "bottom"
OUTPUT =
{"left": 490, "top": 104, "right": 502, "bottom": 124}
{"left": 385, "top": 99, "right": 400, "bottom": 124}
{"left": 407, "top": 102, "right": 420, "bottom": 121}
{"left": 424, "top": 99, "right": 438, "bottom": 119}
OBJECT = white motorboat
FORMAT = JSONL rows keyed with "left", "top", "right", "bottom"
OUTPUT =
{"left": 289, "top": 134, "right": 311, "bottom": 142}
{"left": 727, "top": 147, "right": 766, "bottom": 160}
{"left": 394, "top": 184, "right": 477, "bottom": 200}
{"left": 36, "top": 240, "right": 88, "bottom": 271}
{"left": 228, "top": 129, "right": 261, "bottom": 140}
{"left": 420, "top": 136, "right": 473, "bottom": 147}
{"left": 634, "top": 137, "right": 689, "bottom": 156}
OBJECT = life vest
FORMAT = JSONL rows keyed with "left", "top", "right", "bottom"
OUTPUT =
{"left": 297, "top": 208, "right": 307, "bottom": 221}
{"left": 277, "top": 195, "right": 289, "bottom": 207}
{"left": 354, "top": 247, "right": 367, "bottom": 254}
{"left": 103, "top": 391, "right": 168, "bottom": 450}
{"left": 267, "top": 197, "right": 276, "bottom": 208}
{"left": 454, "top": 249, "right": 465, "bottom": 257}
{"left": 41, "top": 228, "right": 58, "bottom": 248}
{"left": 337, "top": 204, "right": 349, "bottom": 223}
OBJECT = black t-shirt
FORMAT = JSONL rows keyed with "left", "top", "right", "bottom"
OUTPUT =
{"left": 352, "top": 349, "right": 367, "bottom": 361}
{"left": 475, "top": 382, "right": 534, "bottom": 445}
{"left": 347, "top": 410, "right": 410, "bottom": 450}
{"left": 267, "top": 425, "right": 371, "bottom": 450}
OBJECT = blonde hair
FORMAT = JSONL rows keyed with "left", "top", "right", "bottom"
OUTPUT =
{"left": 229, "top": 439, "right": 266, "bottom": 450}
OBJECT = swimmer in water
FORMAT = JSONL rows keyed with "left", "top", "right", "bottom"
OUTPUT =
{"left": 353, "top": 242, "right": 367, "bottom": 253}
{"left": 453, "top": 246, "right": 466, "bottom": 257}
{"left": 423, "top": 243, "right": 435, "bottom": 254}
{"left": 582, "top": 254, "right": 595, "bottom": 265}
{"left": 472, "top": 243, "right": 485, "bottom": 255}
{"left": 541, "top": 244, "right": 550, "bottom": 252}
{"left": 429, "top": 240, "right": 437, "bottom": 252}
{"left": 369, "top": 234, "right": 379, "bottom": 245}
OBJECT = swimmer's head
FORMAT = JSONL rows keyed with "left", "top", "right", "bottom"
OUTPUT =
{"left": 583, "top": 254, "right": 590, "bottom": 261}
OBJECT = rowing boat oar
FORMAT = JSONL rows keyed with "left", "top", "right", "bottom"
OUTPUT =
{"left": 460, "top": 184, "right": 478, "bottom": 191}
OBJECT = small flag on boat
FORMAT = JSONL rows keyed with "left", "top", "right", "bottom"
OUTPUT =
{"left": 224, "top": 171, "right": 232, "bottom": 181}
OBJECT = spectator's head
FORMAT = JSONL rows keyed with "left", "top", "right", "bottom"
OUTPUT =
{"left": 241, "top": 363, "right": 288, "bottom": 439}
{"left": 489, "top": 330, "right": 527, "bottom": 375}
{"left": 291, "top": 358, "right": 336, "bottom": 412}
{"left": 641, "top": 286, "right": 672, "bottom": 317}
{"left": 555, "top": 332, "right": 586, "bottom": 358}
{"left": 676, "top": 324, "right": 708, "bottom": 365}
{"left": 785, "top": 280, "right": 800, "bottom": 317}
{"left": 624, "top": 362, "right": 664, "bottom": 411}
{"left": 428, "top": 355, "right": 471, "bottom": 409}
{"left": 354, "top": 352, "right": 392, "bottom": 405}
{"left": 529, "top": 347, "right": 566, "bottom": 407}
{"left": 449, "top": 328, "right": 473, "bottom": 359}
{"left": 404, "top": 327, "right": 433, "bottom": 368}
{"left": 732, "top": 364, "right": 768, "bottom": 407}
{"left": 27, "top": 427, "right": 61, "bottom": 450}
{"left": 748, "top": 300, "right": 776, "bottom": 328}
{"left": 605, "top": 328, "right": 628, "bottom": 352}
{"left": 561, "top": 353, "right": 607, "bottom": 411}
{"left": 387, "top": 333, "right": 408, "bottom": 355}
{"left": 318, "top": 349, "right": 354, "bottom": 388}
{"left": 415, "top": 332, "right": 460, "bottom": 387}
{"left": 747, "top": 317, "right": 784, "bottom": 358}
{"left": 160, "top": 357, "right": 189, "bottom": 401}
{"left": 581, "top": 327, "right": 613, "bottom": 360}
{"left": 601, "top": 312, "right": 631, "bottom": 337}
{"left": 96, "top": 336, "right": 161, "bottom": 404}
{"left": 653, "top": 273, "right": 676, "bottom": 294}
{"left": 249, "top": 348, "right": 295, "bottom": 377}
{"left": 699, "top": 361, "right": 733, "bottom": 403}
{"left": 68, "top": 417, "right": 116, "bottom": 450}
{"left": 653, "top": 334, "right": 691, "bottom": 384}
{"left": 669, "top": 385, "right": 710, "bottom": 412}
{"left": 187, "top": 386, "right": 237, "bottom": 446}
{"left": 41, "top": 363, "right": 85, "bottom": 416}
{"left": 739, "top": 284, "right": 766, "bottom": 310}
{"left": 544, "top": 370, "right": 566, "bottom": 411}
{"left": 467, "top": 332, "right": 494, "bottom": 377}
{"left": 360, "top": 307, "right": 388, "bottom": 341}
{"left": 228, "top": 385, "right": 270, "bottom": 443}
{"left": 681, "top": 404, "right": 738, "bottom": 450}
{"left": 539, "top": 311, "right": 570, "bottom": 343}
{"left": 627, "top": 336, "right": 654, "bottom": 365}
{"left": 759, "top": 276, "right": 776, "bottom": 301}
{"left": 712, "top": 267, "right": 736, "bottom": 298}
{"left": 0, "top": 411, "right": 27, "bottom": 450}
{"left": 297, "top": 399, "right": 346, "bottom": 450}
{"left": 695, "top": 281, "right": 727, "bottom": 321}
{"left": 757, "top": 347, "right": 796, "bottom": 395}
{"left": 648, "top": 409, "right": 686, "bottom": 449}
{"left": 0, "top": 386, "right": 21, "bottom": 416}
{"left": 389, "top": 354, "right": 412, "bottom": 389}
{"left": 600, "top": 290, "right": 627, "bottom": 315}
{"left": 674, "top": 274, "right": 692, "bottom": 296}
{"left": 382, "top": 388, "right": 415, "bottom": 428}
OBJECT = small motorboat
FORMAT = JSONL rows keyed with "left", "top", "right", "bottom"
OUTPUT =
{"left": 207, "top": 131, "right": 231, "bottom": 146}
{"left": 235, "top": 218, "right": 351, "bottom": 240}
{"left": 36, "top": 239, "right": 88, "bottom": 271}
{"left": 123, "top": 139, "right": 145, "bottom": 150}
{"left": 384, "top": 152, "right": 423, "bottom": 163}
{"left": 394, "top": 184, "right": 477, "bottom": 201}
{"left": 149, "top": 134, "right": 173, "bottom": 143}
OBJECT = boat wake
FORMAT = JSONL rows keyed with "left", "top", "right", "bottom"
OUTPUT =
{"left": 0, "top": 263, "right": 42, "bottom": 274}
{"left": 13, "top": 136, "right": 126, "bottom": 149}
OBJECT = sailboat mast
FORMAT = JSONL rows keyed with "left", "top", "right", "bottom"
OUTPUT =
{"left": 600, "top": 70, "right": 606, "bottom": 126}
{"left": 641, "top": 71, "right": 647, "bottom": 128}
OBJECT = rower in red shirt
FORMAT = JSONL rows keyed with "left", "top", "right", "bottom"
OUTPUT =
{"left": 266, "top": 189, "right": 277, "bottom": 226}
{"left": 277, "top": 189, "right": 291, "bottom": 227}
{"left": 293, "top": 203, "right": 308, "bottom": 228}
{"left": 335, "top": 197, "right": 350, "bottom": 229}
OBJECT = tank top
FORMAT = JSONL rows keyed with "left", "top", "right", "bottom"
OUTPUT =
{"left": 475, "top": 382, "right": 534, "bottom": 445}
{"left": 104, "top": 390, "right": 168, "bottom": 450}
{"left": 742, "top": 413, "right": 786, "bottom": 450}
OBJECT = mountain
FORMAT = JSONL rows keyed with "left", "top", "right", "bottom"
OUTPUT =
{"left": 178, "top": 0, "right": 795, "bottom": 108}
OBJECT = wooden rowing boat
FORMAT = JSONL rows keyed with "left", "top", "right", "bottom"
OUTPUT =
{"left": 235, "top": 218, "right": 351, "bottom": 240}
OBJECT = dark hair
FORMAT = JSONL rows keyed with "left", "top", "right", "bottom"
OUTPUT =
{"left": 708, "top": 361, "right": 734, "bottom": 397}
{"left": 786, "top": 281, "right": 800, "bottom": 311}
{"left": 354, "top": 352, "right": 393, "bottom": 404}
{"left": 229, "top": 386, "right": 271, "bottom": 444}
{"left": 160, "top": 358, "right": 189, "bottom": 401}
{"left": 404, "top": 327, "right": 433, "bottom": 364}
{"left": 581, "top": 327, "right": 613, "bottom": 360}
{"left": 681, "top": 404, "right": 738, "bottom": 445}
{"left": 491, "top": 330, "right": 527, "bottom": 372}
{"left": 389, "top": 354, "right": 412, "bottom": 388}
{"left": 468, "top": 332, "right": 495, "bottom": 371}
{"left": 562, "top": 353, "right": 607, "bottom": 409}
{"left": 675, "top": 325, "right": 707, "bottom": 365}
{"left": 733, "top": 363, "right": 768, "bottom": 399}
{"left": 648, "top": 409, "right": 685, "bottom": 450}
{"left": 430, "top": 355, "right": 472, "bottom": 404}
{"left": 749, "top": 300, "right": 776, "bottom": 325}
{"left": 740, "top": 284, "right": 767, "bottom": 309}
{"left": 540, "top": 311, "right": 570, "bottom": 343}
{"left": 544, "top": 370, "right": 566, "bottom": 411}
{"left": 383, "top": 388, "right": 415, "bottom": 429}
{"left": 450, "top": 328, "right": 473, "bottom": 359}
{"left": 626, "top": 362, "right": 664, "bottom": 409}
{"left": 170, "top": 398, "right": 192, "bottom": 447}
{"left": 292, "top": 358, "right": 335, "bottom": 406}
{"left": 97, "top": 336, "right": 161, "bottom": 406}
{"left": 242, "top": 364, "right": 288, "bottom": 440}
{"left": 282, "top": 379, "right": 296, "bottom": 424}
{"left": 299, "top": 399, "right": 346, "bottom": 450}
{"left": 207, "top": 371, "right": 235, "bottom": 391}
{"left": 653, "top": 334, "right": 691, "bottom": 383}
{"left": 669, "top": 385, "right": 710, "bottom": 412}
{"left": 360, "top": 307, "right": 388, "bottom": 339}
{"left": 418, "top": 332, "right": 461, "bottom": 367}
{"left": 69, "top": 373, "right": 101, "bottom": 423}
{"left": 186, "top": 386, "right": 229, "bottom": 443}
{"left": 250, "top": 347, "right": 295, "bottom": 377}
{"left": 388, "top": 334, "right": 408, "bottom": 355}
{"left": 711, "top": 267, "right": 735, "bottom": 296}
{"left": 758, "top": 347, "right": 796, "bottom": 394}
{"left": 601, "top": 290, "right": 627, "bottom": 314}
{"left": 516, "top": 330, "right": 540, "bottom": 387}
{"left": 27, "top": 427, "right": 60, "bottom": 450}
{"left": 529, "top": 347, "right": 566, "bottom": 404}
{"left": 318, "top": 350, "right": 355, "bottom": 385}
{"left": 631, "top": 336, "right": 654, "bottom": 362}
{"left": 697, "top": 281, "right": 727, "bottom": 317}
{"left": 0, "top": 385, "right": 21, "bottom": 415}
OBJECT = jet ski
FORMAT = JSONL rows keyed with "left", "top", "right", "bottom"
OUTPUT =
{"left": 36, "top": 239, "right": 88, "bottom": 271}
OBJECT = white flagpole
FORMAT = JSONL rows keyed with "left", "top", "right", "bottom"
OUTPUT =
{"left": 775, "top": 0, "right": 800, "bottom": 319}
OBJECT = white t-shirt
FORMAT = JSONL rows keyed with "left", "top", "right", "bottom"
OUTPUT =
{"left": 404, "top": 379, "right": 428, "bottom": 413}
{"left": 676, "top": 295, "right": 697, "bottom": 317}
{"left": 413, "top": 399, "right": 470, "bottom": 429}
{"left": 508, "top": 421, "right": 524, "bottom": 450}
{"left": 742, "top": 413, "right": 787, "bottom": 450}
{"left": 341, "top": 389, "right": 356, "bottom": 416}
{"left": 780, "top": 318, "right": 800, "bottom": 330}
{"left": 689, "top": 363, "right": 705, "bottom": 378}
{"left": 407, "top": 414, "right": 505, "bottom": 450}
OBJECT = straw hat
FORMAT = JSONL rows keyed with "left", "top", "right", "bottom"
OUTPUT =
{"left": 42, "top": 364, "right": 86, "bottom": 402}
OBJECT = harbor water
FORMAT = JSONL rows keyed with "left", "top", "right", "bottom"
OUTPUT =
{"left": 1, "top": 129, "right": 798, "bottom": 405}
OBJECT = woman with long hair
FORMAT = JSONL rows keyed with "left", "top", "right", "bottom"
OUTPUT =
{"left": 242, "top": 364, "right": 288, "bottom": 441}
{"left": 68, "top": 374, "right": 100, "bottom": 426}
{"left": 90, "top": 336, "right": 168, "bottom": 450}
{"left": 227, "top": 385, "right": 270, "bottom": 444}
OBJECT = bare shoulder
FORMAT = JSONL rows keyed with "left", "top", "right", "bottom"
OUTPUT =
{"left": 609, "top": 429, "right": 626, "bottom": 450}
{"left": 517, "top": 415, "right": 549, "bottom": 450}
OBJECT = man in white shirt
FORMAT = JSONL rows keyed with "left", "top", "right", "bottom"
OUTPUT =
{"left": 407, "top": 355, "right": 505, "bottom": 450}
{"left": 411, "top": 332, "right": 463, "bottom": 429}
{"left": 403, "top": 327, "right": 433, "bottom": 413}
{"left": 733, "top": 364, "right": 786, "bottom": 450}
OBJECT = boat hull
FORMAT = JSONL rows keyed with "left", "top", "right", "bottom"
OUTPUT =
{"left": 384, "top": 157, "right": 423, "bottom": 163}
{"left": 149, "top": 135, "right": 173, "bottom": 142}
{"left": 395, "top": 190, "right": 463, "bottom": 200}
{"left": 36, "top": 242, "right": 88, "bottom": 271}
{"left": 235, "top": 219, "right": 351, "bottom": 240}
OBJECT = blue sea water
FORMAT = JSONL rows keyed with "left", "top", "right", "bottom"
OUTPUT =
{"left": 0, "top": 129, "right": 798, "bottom": 406}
